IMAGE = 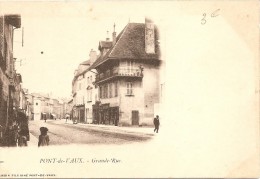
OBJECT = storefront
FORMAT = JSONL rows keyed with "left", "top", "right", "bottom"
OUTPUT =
{"left": 92, "top": 102, "right": 119, "bottom": 126}
{"left": 72, "top": 104, "right": 85, "bottom": 123}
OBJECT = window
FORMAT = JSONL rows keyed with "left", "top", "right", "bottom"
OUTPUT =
{"left": 106, "top": 70, "right": 110, "bottom": 77}
{"left": 109, "top": 83, "right": 112, "bottom": 98}
{"left": 36, "top": 102, "right": 38, "bottom": 106}
{"left": 100, "top": 73, "right": 104, "bottom": 79}
{"left": 127, "top": 60, "right": 134, "bottom": 73}
{"left": 87, "top": 89, "right": 92, "bottom": 101}
{"left": 115, "top": 81, "right": 118, "bottom": 97}
{"left": 126, "top": 82, "right": 133, "bottom": 95}
{"left": 99, "top": 86, "right": 102, "bottom": 99}
{"left": 104, "top": 84, "right": 108, "bottom": 98}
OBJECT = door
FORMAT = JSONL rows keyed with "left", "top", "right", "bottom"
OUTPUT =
{"left": 79, "top": 108, "right": 85, "bottom": 123}
{"left": 115, "top": 107, "right": 119, "bottom": 126}
{"left": 131, "top": 110, "right": 139, "bottom": 125}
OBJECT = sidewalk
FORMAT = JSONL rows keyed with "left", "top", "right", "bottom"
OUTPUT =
{"left": 51, "top": 119, "right": 155, "bottom": 137}
{"left": 27, "top": 132, "right": 38, "bottom": 147}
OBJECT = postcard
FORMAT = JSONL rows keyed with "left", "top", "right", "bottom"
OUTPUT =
{"left": 0, "top": 0, "right": 259, "bottom": 178}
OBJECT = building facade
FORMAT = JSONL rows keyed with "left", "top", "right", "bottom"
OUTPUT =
{"left": 29, "top": 93, "right": 65, "bottom": 121}
{"left": 66, "top": 99, "right": 73, "bottom": 119}
{"left": 53, "top": 99, "right": 64, "bottom": 119}
{"left": 33, "top": 97, "right": 42, "bottom": 120}
{"left": 91, "top": 19, "right": 161, "bottom": 126}
{"left": 72, "top": 49, "right": 97, "bottom": 123}
{"left": 0, "top": 15, "right": 22, "bottom": 143}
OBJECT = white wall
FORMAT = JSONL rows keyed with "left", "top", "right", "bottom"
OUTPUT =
{"left": 33, "top": 99, "right": 41, "bottom": 120}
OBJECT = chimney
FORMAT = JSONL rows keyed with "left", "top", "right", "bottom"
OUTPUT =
{"left": 112, "top": 23, "right": 116, "bottom": 46}
{"left": 145, "top": 17, "right": 155, "bottom": 54}
{"left": 106, "top": 30, "right": 110, "bottom": 41}
{"left": 89, "top": 49, "right": 97, "bottom": 65}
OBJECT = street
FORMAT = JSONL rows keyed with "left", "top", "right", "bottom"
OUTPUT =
{"left": 29, "top": 120, "right": 153, "bottom": 146}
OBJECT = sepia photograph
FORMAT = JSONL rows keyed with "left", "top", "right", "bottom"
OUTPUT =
{"left": 0, "top": 0, "right": 259, "bottom": 178}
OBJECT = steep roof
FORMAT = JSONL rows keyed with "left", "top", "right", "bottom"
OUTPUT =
{"left": 91, "top": 23, "right": 160, "bottom": 69}
{"left": 75, "top": 60, "right": 91, "bottom": 77}
{"left": 98, "top": 41, "right": 112, "bottom": 50}
{"left": 73, "top": 59, "right": 94, "bottom": 84}
{"left": 80, "top": 60, "right": 91, "bottom": 66}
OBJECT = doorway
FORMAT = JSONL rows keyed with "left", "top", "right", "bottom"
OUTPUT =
{"left": 131, "top": 110, "right": 139, "bottom": 125}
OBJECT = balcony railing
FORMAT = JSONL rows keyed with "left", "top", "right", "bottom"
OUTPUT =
{"left": 95, "top": 67, "right": 143, "bottom": 83}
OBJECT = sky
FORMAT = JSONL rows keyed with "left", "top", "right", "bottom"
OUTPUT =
{"left": 11, "top": 2, "right": 147, "bottom": 99}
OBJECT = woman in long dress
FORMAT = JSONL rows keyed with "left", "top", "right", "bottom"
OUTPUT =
{"left": 38, "top": 127, "right": 49, "bottom": 147}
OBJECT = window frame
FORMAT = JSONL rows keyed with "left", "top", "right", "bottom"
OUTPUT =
{"left": 126, "top": 82, "right": 133, "bottom": 96}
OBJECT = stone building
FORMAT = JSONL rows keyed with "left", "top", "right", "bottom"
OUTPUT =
{"left": 30, "top": 93, "right": 55, "bottom": 120}
{"left": 0, "top": 14, "right": 21, "bottom": 142}
{"left": 72, "top": 49, "right": 97, "bottom": 123}
{"left": 52, "top": 98, "right": 64, "bottom": 119}
{"left": 91, "top": 19, "right": 161, "bottom": 126}
{"left": 66, "top": 99, "right": 73, "bottom": 119}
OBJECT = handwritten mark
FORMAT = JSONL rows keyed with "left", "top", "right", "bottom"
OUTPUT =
{"left": 201, "top": 13, "right": 207, "bottom": 25}
{"left": 211, "top": 9, "right": 220, "bottom": 17}
{"left": 201, "top": 9, "right": 220, "bottom": 25}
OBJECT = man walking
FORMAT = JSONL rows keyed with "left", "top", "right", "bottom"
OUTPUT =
{"left": 153, "top": 115, "right": 160, "bottom": 133}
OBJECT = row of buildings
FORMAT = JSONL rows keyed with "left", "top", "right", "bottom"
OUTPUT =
{"left": 71, "top": 18, "right": 165, "bottom": 126}
{"left": 0, "top": 15, "right": 71, "bottom": 145}
{"left": 0, "top": 14, "right": 29, "bottom": 143}
{"left": 25, "top": 92, "right": 72, "bottom": 121}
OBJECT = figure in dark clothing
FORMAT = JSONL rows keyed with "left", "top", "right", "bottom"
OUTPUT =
{"left": 5, "top": 125, "right": 17, "bottom": 147}
{"left": 38, "top": 127, "right": 49, "bottom": 147}
{"left": 153, "top": 115, "right": 160, "bottom": 133}
{"left": 17, "top": 111, "right": 30, "bottom": 142}
{"left": 18, "top": 129, "right": 28, "bottom": 147}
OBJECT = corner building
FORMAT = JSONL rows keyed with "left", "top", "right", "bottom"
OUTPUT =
{"left": 92, "top": 19, "right": 161, "bottom": 126}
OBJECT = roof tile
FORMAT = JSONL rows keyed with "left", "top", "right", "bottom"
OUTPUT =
{"left": 91, "top": 22, "right": 160, "bottom": 69}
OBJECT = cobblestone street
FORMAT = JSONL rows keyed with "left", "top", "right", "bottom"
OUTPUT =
{"left": 29, "top": 119, "right": 153, "bottom": 146}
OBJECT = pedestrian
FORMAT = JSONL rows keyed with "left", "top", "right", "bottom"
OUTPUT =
{"left": 38, "top": 127, "right": 49, "bottom": 147}
{"left": 44, "top": 115, "right": 47, "bottom": 123}
{"left": 18, "top": 129, "right": 28, "bottom": 147}
{"left": 153, "top": 115, "right": 160, "bottom": 133}
{"left": 6, "top": 122, "right": 17, "bottom": 147}
{"left": 13, "top": 123, "right": 19, "bottom": 145}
